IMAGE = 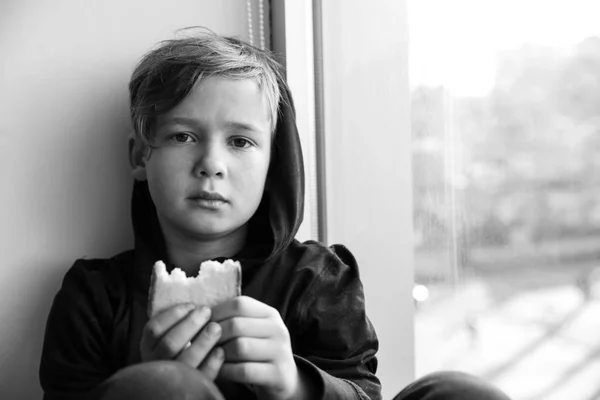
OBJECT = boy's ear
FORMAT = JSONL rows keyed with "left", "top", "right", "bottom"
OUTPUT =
{"left": 128, "top": 137, "right": 148, "bottom": 181}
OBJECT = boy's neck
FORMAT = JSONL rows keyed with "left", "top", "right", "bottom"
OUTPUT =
{"left": 160, "top": 224, "right": 248, "bottom": 275}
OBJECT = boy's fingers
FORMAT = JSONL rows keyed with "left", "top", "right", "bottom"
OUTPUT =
{"left": 143, "top": 303, "right": 196, "bottom": 341}
{"left": 140, "top": 304, "right": 196, "bottom": 359}
{"left": 199, "top": 347, "right": 226, "bottom": 381}
{"left": 217, "top": 317, "right": 272, "bottom": 344}
{"left": 221, "top": 337, "right": 281, "bottom": 363}
{"left": 153, "top": 307, "right": 212, "bottom": 359}
{"left": 211, "top": 296, "right": 277, "bottom": 322}
{"left": 178, "top": 322, "right": 222, "bottom": 367}
{"left": 218, "top": 362, "right": 274, "bottom": 386}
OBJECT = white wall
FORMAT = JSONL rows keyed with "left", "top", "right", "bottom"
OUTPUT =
{"left": 0, "top": 2, "right": 250, "bottom": 398}
{"left": 321, "top": 1, "right": 415, "bottom": 398}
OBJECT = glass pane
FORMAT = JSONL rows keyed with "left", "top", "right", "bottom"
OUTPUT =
{"left": 409, "top": 1, "right": 600, "bottom": 399}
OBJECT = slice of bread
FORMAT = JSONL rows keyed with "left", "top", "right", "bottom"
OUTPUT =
{"left": 147, "top": 259, "right": 242, "bottom": 318}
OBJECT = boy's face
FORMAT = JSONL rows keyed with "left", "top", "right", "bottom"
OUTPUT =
{"left": 138, "top": 77, "right": 272, "bottom": 240}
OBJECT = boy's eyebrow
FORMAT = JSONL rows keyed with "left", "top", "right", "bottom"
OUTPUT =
{"left": 159, "top": 117, "right": 200, "bottom": 127}
{"left": 223, "top": 120, "right": 267, "bottom": 134}
{"left": 160, "top": 117, "right": 267, "bottom": 134}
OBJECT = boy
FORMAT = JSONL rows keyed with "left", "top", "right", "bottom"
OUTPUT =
{"left": 39, "top": 29, "right": 379, "bottom": 400}
{"left": 40, "top": 30, "right": 511, "bottom": 400}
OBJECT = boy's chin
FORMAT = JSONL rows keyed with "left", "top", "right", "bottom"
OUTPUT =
{"left": 181, "top": 221, "right": 249, "bottom": 240}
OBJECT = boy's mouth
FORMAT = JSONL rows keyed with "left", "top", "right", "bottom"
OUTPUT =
{"left": 188, "top": 191, "right": 229, "bottom": 207}
{"left": 190, "top": 190, "right": 227, "bottom": 201}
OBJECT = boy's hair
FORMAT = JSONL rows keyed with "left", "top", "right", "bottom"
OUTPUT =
{"left": 129, "top": 28, "right": 283, "bottom": 146}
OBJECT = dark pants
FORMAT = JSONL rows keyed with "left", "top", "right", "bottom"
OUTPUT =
{"left": 392, "top": 371, "right": 512, "bottom": 400}
{"left": 93, "top": 362, "right": 511, "bottom": 400}
{"left": 89, "top": 361, "right": 225, "bottom": 400}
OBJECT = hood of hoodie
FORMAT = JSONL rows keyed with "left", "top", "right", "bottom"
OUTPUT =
{"left": 130, "top": 77, "right": 305, "bottom": 287}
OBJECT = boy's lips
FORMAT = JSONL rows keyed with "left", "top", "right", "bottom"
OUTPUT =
{"left": 189, "top": 190, "right": 228, "bottom": 202}
{"left": 188, "top": 191, "right": 229, "bottom": 209}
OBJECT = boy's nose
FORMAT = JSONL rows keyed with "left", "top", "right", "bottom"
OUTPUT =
{"left": 199, "top": 168, "right": 223, "bottom": 177}
{"left": 194, "top": 145, "right": 226, "bottom": 178}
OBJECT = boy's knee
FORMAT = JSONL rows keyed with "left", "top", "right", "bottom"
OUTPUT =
{"left": 90, "top": 361, "right": 224, "bottom": 400}
{"left": 395, "top": 371, "right": 511, "bottom": 400}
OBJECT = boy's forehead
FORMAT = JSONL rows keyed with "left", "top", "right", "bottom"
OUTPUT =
{"left": 156, "top": 77, "right": 272, "bottom": 131}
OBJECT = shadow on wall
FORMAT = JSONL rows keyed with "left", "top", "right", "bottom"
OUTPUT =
{"left": 1, "top": 74, "right": 134, "bottom": 398}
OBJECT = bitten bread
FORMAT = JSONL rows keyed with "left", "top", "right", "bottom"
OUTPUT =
{"left": 147, "top": 259, "right": 242, "bottom": 318}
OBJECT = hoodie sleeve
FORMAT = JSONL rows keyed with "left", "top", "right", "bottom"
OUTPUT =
{"left": 39, "top": 260, "right": 115, "bottom": 399}
{"left": 293, "top": 244, "right": 382, "bottom": 400}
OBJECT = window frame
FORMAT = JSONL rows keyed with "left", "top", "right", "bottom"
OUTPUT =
{"left": 271, "top": 1, "right": 416, "bottom": 397}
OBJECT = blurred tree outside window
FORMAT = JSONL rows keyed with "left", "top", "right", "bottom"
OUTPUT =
{"left": 409, "top": 1, "right": 600, "bottom": 399}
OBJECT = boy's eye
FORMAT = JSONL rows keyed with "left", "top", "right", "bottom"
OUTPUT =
{"left": 230, "top": 138, "right": 252, "bottom": 148}
{"left": 170, "top": 133, "right": 194, "bottom": 143}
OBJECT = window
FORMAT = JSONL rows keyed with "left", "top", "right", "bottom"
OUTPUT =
{"left": 409, "top": 1, "right": 600, "bottom": 399}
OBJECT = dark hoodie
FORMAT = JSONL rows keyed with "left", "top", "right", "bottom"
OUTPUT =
{"left": 39, "top": 81, "right": 382, "bottom": 400}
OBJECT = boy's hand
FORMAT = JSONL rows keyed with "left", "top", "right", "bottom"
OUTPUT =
{"left": 140, "top": 303, "right": 225, "bottom": 380}
{"left": 212, "top": 296, "right": 306, "bottom": 400}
